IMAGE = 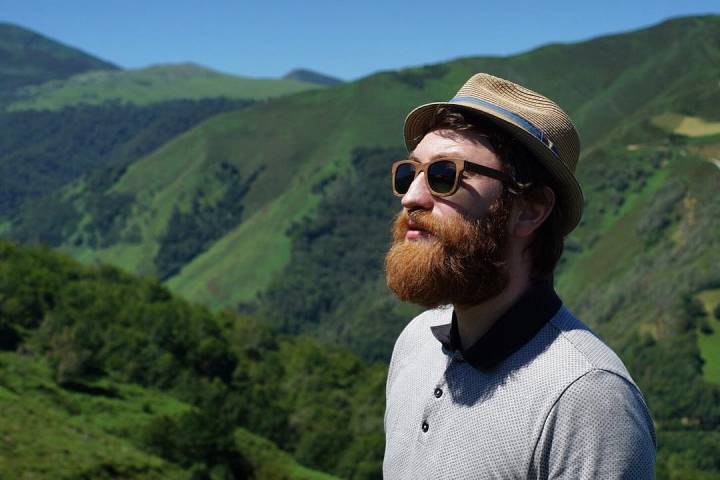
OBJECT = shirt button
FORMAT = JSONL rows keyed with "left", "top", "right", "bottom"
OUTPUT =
{"left": 434, "top": 387, "right": 443, "bottom": 398}
{"left": 421, "top": 421, "right": 429, "bottom": 433}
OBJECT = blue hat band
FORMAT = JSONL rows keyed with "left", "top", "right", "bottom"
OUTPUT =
{"left": 450, "top": 96, "right": 559, "bottom": 157}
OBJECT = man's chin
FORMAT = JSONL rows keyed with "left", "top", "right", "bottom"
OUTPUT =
{"left": 385, "top": 240, "right": 449, "bottom": 308}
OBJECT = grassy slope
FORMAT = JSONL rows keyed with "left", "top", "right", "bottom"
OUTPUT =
{"left": 652, "top": 113, "right": 720, "bottom": 137}
{"left": 697, "top": 289, "right": 720, "bottom": 384}
{"left": 555, "top": 148, "right": 672, "bottom": 298}
{"left": 167, "top": 77, "right": 419, "bottom": 304}
{"left": 0, "top": 352, "right": 186, "bottom": 479}
{"left": 0, "top": 351, "right": 338, "bottom": 479}
{"left": 559, "top": 148, "right": 719, "bottom": 302}
{"left": 234, "top": 428, "right": 339, "bottom": 480}
{"left": 7, "top": 63, "right": 321, "bottom": 111}
{"left": 46, "top": 15, "right": 720, "bottom": 309}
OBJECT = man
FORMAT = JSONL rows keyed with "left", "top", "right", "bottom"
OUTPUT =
{"left": 383, "top": 73, "right": 656, "bottom": 479}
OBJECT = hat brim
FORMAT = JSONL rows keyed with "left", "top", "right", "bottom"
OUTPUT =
{"left": 404, "top": 101, "right": 584, "bottom": 236}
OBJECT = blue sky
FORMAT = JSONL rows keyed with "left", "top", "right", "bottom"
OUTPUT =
{"left": 1, "top": 0, "right": 718, "bottom": 80}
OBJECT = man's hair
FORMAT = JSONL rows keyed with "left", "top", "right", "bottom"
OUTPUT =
{"left": 421, "top": 106, "right": 565, "bottom": 280}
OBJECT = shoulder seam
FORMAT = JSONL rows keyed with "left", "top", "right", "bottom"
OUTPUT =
{"left": 550, "top": 309, "right": 634, "bottom": 383}
{"left": 527, "top": 367, "right": 629, "bottom": 477}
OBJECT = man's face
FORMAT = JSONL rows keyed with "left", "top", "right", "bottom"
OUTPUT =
{"left": 384, "top": 128, "right": 513, "bottom": 307}
{"left": 400, "top": 129, "right": 506, "bottom": 224}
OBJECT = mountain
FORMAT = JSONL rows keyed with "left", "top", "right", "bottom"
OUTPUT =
{"left": 283, "top": 68, "right": 344, "bottom": 86}
{"left": 7, "top": 63, "right": 325, "bottom": 111}
{"left": 0, "top": 98, "right": 254, "bottom": 220}
{"left": 15, "top": 14, "right": 715, "bottom": 307}
{"left": 0, "top": 22, "right": 117, "bottom": 94}
{"left": 0, "top": 26, "right": 328, "bottom": 223}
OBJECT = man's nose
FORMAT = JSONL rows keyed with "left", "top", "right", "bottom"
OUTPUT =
{"left": 401, "top": 172, "right": 434, "bottom": 211}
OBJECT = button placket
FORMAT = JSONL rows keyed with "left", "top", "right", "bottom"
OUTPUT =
{"left": 420, "top": 380, "right": 448, "bottom": 438}
{"left": 418, "top": 378, "right": 447, "bottom": 444}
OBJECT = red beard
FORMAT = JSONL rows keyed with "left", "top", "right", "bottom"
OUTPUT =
{"left": 384, "top": 198, "right": 512, "bottom": 308}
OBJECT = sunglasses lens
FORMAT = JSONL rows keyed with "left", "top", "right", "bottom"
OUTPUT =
{"left": 394, "top": 163, "right": 416, "bottom": 194}
{"left": 427, "top": 160, "right": 457, "bottom": 194}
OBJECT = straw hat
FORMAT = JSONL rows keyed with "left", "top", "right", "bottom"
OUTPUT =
{"left": 404, "top": 73, "right": 583, "bottom": 235}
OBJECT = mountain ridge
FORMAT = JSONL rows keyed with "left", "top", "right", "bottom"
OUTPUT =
{"left": 6, "top": 62, "right": 324, "bottom": 111}
{"left": 0, "top": 22, "right": 117, "bottom": 94}
{"left": 283, "top": 68, "right": 344, "bottom": 86}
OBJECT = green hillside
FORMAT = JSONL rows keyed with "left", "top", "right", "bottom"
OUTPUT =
{"left": 0, "top": 241, "right": 382, "bottom": 478}
{"left": 0, "top": 98, "right": 253, "bottom": 220}
{"left": 0, "top": 352, "right": 188, "bottom": 478}
{"left": 28, "top": 14, "right": 716, "bottom": 309}
{"left": 0, "top": 350, "right": 340, "bottom": 479}
{"left": 7, "top": 63, "right": 324, "bottom": 111}
{"left": 0, "top": 22, "right": 117, "bottom": 95}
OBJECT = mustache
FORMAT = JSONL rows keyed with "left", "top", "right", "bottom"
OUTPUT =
{"left": 393, "top": 210, "right": 449, "bottom": 242}
{"left": 392, "top": 209, "right": 484, "bottom": 248}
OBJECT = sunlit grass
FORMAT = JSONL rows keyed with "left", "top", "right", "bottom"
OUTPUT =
{"left": 697, "top": 289, "right": 720, "bottom": 384}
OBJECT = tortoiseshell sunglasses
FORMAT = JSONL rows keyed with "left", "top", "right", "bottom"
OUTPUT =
{"left": 391, "top": 158, "right": 512, "bottom": 197}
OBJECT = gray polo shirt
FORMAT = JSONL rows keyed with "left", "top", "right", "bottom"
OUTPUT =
{"left": 384, "top": 293, "right": 656, "bottom": 479}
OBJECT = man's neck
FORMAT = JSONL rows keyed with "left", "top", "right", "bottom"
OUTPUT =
{"left": 453, "top": 267, "right": 531, "bottom": 351}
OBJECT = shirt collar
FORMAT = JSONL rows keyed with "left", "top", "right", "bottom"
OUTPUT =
{"left": 430, "top": 281, "right": 561, "bottom": 371}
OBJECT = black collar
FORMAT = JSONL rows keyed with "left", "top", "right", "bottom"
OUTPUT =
{"left": 430, "top": 281, "right": 561, "bottom": 371}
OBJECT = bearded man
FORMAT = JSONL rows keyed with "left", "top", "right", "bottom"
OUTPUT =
{"left": 383, "top": 73, "right": 656, "bottom": 479}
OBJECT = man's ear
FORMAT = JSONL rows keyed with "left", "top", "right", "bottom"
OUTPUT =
{"left": 512, "top": 186, "right": 555, "bottom": 238}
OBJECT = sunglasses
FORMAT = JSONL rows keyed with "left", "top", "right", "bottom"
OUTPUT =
{"left": 391, "top": 158, "right": 512, "bottom": 197}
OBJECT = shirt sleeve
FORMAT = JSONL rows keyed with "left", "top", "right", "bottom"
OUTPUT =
{"left": 531, "top": 369, "right": 657, "bottom": 479}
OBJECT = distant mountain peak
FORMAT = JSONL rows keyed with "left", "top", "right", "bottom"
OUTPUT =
{"left": 137, "top": 62, "right": 224, "bottom": 77}
{"left": 0, "top": 22, "right": 118, "bottom": 93}
{"left": 282, "top": 68, "right": 343, "bottom": 86}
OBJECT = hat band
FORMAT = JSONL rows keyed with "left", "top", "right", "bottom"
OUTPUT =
{"left": 450, "top": 96, "right": 559, "bottom": 157}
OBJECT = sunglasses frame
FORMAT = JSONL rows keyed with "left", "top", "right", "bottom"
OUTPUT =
{"left": 391, "top": 158, "right": 513, "bottom": 197}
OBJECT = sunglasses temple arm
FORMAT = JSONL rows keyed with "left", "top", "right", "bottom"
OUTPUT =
{"left": 464, "top": 162, "right": 514, "bottom": 185}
